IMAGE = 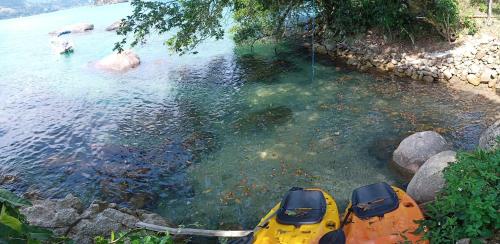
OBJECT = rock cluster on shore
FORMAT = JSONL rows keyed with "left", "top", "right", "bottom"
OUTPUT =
{"left": 307, "top": 37, "right": 500, "bottom": 94}
{"left": 393, "top": 120, "right": 499, "bottom": 204}
{"left": 21, "top": 194, "right": 170, "bottom": 244}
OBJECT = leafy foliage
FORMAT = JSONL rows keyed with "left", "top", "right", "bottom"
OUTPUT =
{"left": 114, "top": 0, "right": 468, "bottom": 54}
{"left": 115, "top": 0, "right": 230, "bottom": 54}
{"left": 417, "top": 148, "right": 500, "bottom": 243}
{"left": 94, "top": 230, "right": 174, "bottom": 244}
{"left": 0, "top": 188, "right": 66, "bottom": 244}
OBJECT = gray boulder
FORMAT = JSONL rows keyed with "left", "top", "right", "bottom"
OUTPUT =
{"left": 21, "top": 194, "right": 83, "bottom": 228}
{"left": 392, "top": 131, "right": 450, "bottom": 175}
{"left": 407, "top": 151, "right": 457, "bottom": 203}
{"left": 21, "top": 193, "right": 172, "bottom": 244}
{"left": 70, "top": 208, "right": 139, "bottom": 243}
{"left": 479, "top": 120, "right": 500, "bottom": 151}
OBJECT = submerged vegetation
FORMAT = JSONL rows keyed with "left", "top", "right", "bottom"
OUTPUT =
{"left": 417, "top": 146, "right": 500, "bottom": 243}
{"left": 115, "top": 0, "right": 476, "bottom": 53}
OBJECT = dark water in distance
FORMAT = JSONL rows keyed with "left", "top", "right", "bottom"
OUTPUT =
{"left": 0, "top": 3, "right": 498, "bottom": 229}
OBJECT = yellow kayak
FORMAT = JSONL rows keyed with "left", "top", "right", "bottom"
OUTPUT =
{"left": 252, "top": 187, "right": 341, "bottom": 244}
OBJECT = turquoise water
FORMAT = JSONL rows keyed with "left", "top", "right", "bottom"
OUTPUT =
{"left": 0, "top": 3, "right": 498, "bottom": 229}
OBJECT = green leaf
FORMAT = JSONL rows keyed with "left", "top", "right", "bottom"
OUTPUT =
{"left": 0, "top": 204, "right": 23, "bottom": 232}
{"left": 0, "top": 189, "right": 31, "bottom": 207}
{"left": 26, "top": 225, "right": 54, "bottom": 240}
{"left": 27, "top": 239, "right": 41, "bottom": 244}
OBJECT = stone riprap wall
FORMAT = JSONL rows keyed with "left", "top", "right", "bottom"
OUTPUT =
{"left": 307, "top": 38, "right": 500, "bottom": 94}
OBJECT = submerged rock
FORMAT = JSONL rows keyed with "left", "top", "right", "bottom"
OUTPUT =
{"left": 479, "top": 120, "right": 500, "bottom": 151}
{"left": 392, "top": 131, "right": 450, "bottom": 176}
{"left": 49, "top": 23, "right": 94, "bottom": 36}
{"left": 235, "top": 106, "right": 293, "bottom": 131}
{"left": 407, "top": 150, "right": 457, "bottom": 203}
{"left": 96, "top": 50, "right": 140, "bottom": 71}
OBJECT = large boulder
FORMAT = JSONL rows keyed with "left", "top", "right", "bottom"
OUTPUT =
{"left": 407, "top": 151, "right": 457, "bottom": 203}
{"left": 479, "top": 120, "right": 500, "bottom": 151}
{"left": 96, "top": 50, "right": 140, "bottom": 71}
{"left": 105, "top": 20, "right": 123, "bottom": 31}
{"left": 50, "top": 23, "right": 94, "bottom": 36}
{"left": 392, "top": 131, "right": 450, "bottom": 175}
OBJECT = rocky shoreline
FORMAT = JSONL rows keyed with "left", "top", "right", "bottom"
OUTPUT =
{"left": 21, "top": 194, "right": 171, "bottom": 244}
{"left": 306, "top": 36, "right": 500, "bottom": 96}
{"left": 17, "top": 120, "right": 499, "bottom": 243}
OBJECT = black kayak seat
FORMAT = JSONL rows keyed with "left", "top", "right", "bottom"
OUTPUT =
{"left": 351, "top": 182, "right": 399, "bottom": 219}
{"left": 276, "top": 187, "right": 326, "bottom": 225}
{"left": 319, "top": 230, "right": 346, "bottom": 244}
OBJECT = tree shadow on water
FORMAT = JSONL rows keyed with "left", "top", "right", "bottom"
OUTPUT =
{"left": 235, "top": 53, "right": 301, "bottom": 83}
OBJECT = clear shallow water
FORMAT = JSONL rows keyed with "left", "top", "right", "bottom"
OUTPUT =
{"left": 0, "top": 3, "right": 498, "bottom": 230}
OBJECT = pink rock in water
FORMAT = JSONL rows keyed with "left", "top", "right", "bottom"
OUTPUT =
{"left": 105, "top": 20, "right": 124, "bottom": 31}
{"left": 96, "top": 50, "right": 140, "bottom": 71}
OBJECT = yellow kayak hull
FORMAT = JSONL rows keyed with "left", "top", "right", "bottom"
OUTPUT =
{"left": 253, "top": 188, "right": 341, "bottom": 244}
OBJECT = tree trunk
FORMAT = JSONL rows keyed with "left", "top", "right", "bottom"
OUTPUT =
{"left": 487, "top": 0, "right": 493, "bottom": 25}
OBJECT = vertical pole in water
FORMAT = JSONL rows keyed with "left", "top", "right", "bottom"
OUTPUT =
{"left": 311, "top": 0, "right": 315, "bottom": 82}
